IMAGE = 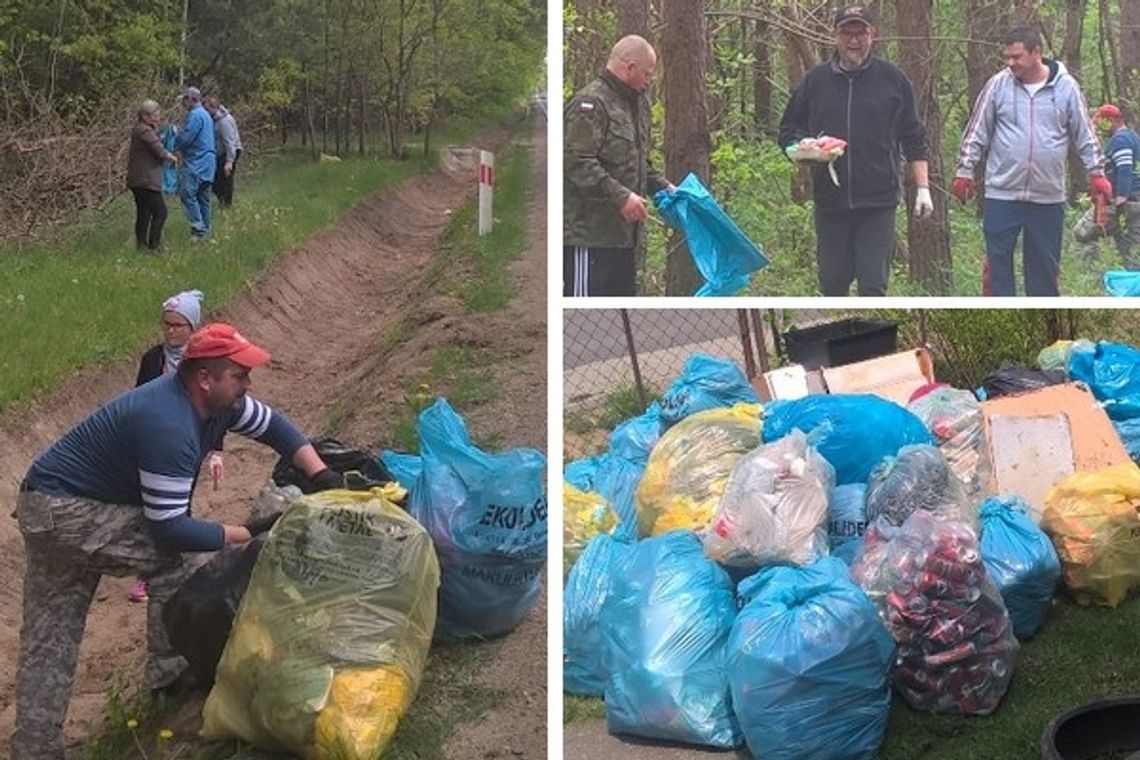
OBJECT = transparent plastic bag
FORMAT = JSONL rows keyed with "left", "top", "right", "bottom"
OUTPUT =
{"left": 865, "top": 444, "right": 972, "bottom": 530}
{"left": 728, "top": 557, "right": 894, "bottom": 760}
{"left": 704, "top": 430, "right": 834, "bottom": 568}
{"left": 635, "top": 403, "right": 763, "bottom": 537}
{"left": 907, "top": 386, "right": 991, "bottom": 500}
{"left": 1042, "top": 463, "right": 1140, "bottom": 607}
{"left": 201, "top": 490, "right": 440, "bottom": 758}
{"left": 850, "top": 511, "right": 1019, "bottom": 715}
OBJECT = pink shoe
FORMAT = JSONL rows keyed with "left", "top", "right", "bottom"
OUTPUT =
{"left": 129, "top": 580, "right": 149, "bottom": 603}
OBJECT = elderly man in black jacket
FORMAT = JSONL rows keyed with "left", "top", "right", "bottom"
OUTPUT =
{"left": 779, "top": 4, "right": 931, "bottom": 297}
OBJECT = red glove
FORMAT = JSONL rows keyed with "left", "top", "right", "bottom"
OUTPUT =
{"left": 952, "top": 177, "right": 975, "bottom": 203}
{"left": 1089, "top": 175, "right": 1113, "bottom": 200}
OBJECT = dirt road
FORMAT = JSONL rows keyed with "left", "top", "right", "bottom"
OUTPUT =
{"left": 0, "top": 116, "right": 547, "bottom": 758}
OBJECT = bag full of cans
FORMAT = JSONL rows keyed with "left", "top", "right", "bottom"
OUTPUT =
{"left": 865, "top": 445, "right": 973, "bottom": 530}
{"left": 850, "top": 511, "right": 1019, "bottom": 715}
{"left": 907, "top": 385, "right": 991, "bottom": 501}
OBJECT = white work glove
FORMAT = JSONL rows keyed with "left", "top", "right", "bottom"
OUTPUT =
{"left": 207, "top": 450, "right": 224, "bottom": 489}
{"left": 914, "top": 187, "right": 934, "bottom": 218}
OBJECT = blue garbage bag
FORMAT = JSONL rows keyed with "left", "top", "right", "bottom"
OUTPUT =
{"left": 654, "top": 172, "right": 769, "bottom": 296}
{"left": 160, "top": 124, "right": 178, "bottom": 194}
{"left": 763, "top": 395, "right": 932, "bottom": 485}
{"left": 1069, "top": 341, "right": 1140, "bottom": 420}
{"left": 728, "top": 557, "right": 894, "bottom": 760}
{"left": 601, "top": 531, "right": 742, "bottom": 748}
{"left": 1105, "top": 270, "right": 1140, "bottom": 296}
{"left": 588, "top": 405, "right": 663, "bottom": 541}
{"left": 564, "top": 535, "right": 634, "bottom": 695}
{"left": 1115, "top": 418, "right": 1140, "bottom": 463}
{"left": 563, "top": 456, "right": 601, "bottom": 491}
{"left": 608, "top": 403, "right": 662, "bottom": 463}
{"left": 379, "top": 450, "right": 422, "bottom": 490}
{"left": 830, "top": 483, "right": 868, "bottom": 554}
{"left": 979, "top": 496, "right": 1060, "bottom": 639}
{"left": 409, "top": 399, "right": 547, "bottom": 639}
{"left": 659, "top": 354, "right": 759, "bottom": 428}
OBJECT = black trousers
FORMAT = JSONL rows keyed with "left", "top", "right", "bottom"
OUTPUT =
{"left": 813, "top": 205, "right": 897, "bottom": 296}
{"left": 130, "top": 187, "right": 167, "bottom": 250}
{"left": 213, "top": 149, "right": 241, "bottom": 206}
{"left": 563, "top": 245, "right": 636, "bottom": 296}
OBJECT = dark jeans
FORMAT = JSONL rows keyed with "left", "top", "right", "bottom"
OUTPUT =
{"left": 563, "top": 245, "right": 636, "bottom": 296}
{"left": 130, "top": 187, "right": 167, "bottom": 250}
{"left": 213, "top": 149, "right": 241, "bottom": 207}
{"left": 982, "top": 198, "right": 1065, "bottom": 296}
{"left": 813, "top": 205, "right": 897, "bottom": 296}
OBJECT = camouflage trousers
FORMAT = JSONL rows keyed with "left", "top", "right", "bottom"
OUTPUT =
{"left": 11, "top": 490, "right": 196, "bottom": 760}
{"left": 1072, "top": 200, "right": 1140, "bottom": 268}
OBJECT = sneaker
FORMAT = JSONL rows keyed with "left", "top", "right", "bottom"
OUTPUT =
{"left": 189, "top": 234, "right": 207, "bottom": 245}
{"left": 129, "top": 580, "right": 149, "bottom": 603}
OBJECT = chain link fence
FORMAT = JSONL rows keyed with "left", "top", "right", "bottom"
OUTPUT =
{"left": 564, "top": 308, "right": 1140, "bottom": 456}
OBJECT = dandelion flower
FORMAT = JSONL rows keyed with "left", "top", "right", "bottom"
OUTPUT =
{"left": 126, "top": 718, "right": 139, "bottom": 730}
{"left": 159, "top": 728, "right": 174, "bottom": 740}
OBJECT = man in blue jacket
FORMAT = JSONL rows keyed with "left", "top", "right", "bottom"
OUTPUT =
{"left": 174, "top": 86, "right": 217, "bottom": 241}
{"left": 778, "top": 5, "right": 931, "bottom": 297}
{"left": 953, "top": 26, "right": 1109, "bottom": 296}
{"left": 10, "top": 323, "right": 347, "bottom": 760}
{"left": 1073, "top": 103, "right": 1140, "bottom": 268}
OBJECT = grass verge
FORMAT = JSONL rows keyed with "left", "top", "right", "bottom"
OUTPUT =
{"left": 0, "top": 114, "right": 509, "bottom": 412}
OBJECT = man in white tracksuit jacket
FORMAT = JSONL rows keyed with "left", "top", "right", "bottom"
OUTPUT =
{"left": 953, "top": 25, "right": 1110, "bottom": 296}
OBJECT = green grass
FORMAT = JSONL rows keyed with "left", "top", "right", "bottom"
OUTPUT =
{"left": 561, "top": 592, "right": 1140, "bottom": 759}
{"left": 565, "top": 383, "right": 660, "bottom": 439}
{"left": 437, "top": 131, "right": 533, "bottom": 313}
{"left": 0, "top": 115, "right": 507, "bottom": 412}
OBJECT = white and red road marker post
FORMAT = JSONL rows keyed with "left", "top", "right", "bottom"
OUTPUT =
{"left": 478, "top": 150, "right": 494, "bottom": 236}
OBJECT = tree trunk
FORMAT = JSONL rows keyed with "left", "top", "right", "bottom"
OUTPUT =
{"left": 1063, "top": 0, "right": 1087, "bottom": 204}
{"left": 1010, "top": 0, "right": 1040, "bottom": 25}
{"left": 752, "top": 17, "right": 772, "bottom": 139}
{"left": 964, "top": 0, "right": 1004, "bottom": 218}
{"left": 1121, "top": 0, "right": 1140, "bottom": 106}
{"left": 662, "top": 0, "right": 710, "bottom": 296}
{"left": 614, "top": 0, "right": 650, "bottom": 37}
{"left": 897, "top": 0, "right": 952, "bottom": 294}
{"left": 782, "top": 14, "right": 814, "bottom": 203}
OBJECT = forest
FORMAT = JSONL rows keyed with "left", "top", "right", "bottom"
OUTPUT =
{"left": 564, "top": 0, "right": 1140, "bottom": 296}
{"left": 0, "top": 0, "right": 545, "bottom": 237}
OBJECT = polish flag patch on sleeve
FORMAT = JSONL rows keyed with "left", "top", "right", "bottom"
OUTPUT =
{"left": 578, "top": 101, "right": 595, "bottom": 113}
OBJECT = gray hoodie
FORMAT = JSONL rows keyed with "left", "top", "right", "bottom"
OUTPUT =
{"left": 212, "top": 105, "right": 243, "bottom": 163}
{"left": 956, "top": 59, "right": 1103, "bottom": 204}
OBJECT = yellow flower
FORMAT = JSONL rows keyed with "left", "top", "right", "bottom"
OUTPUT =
{"left": 126, "top": 718, "right": 139, "bottom": 730}
{"left": 158, "top": 728, "right": 174, "bottom": 740}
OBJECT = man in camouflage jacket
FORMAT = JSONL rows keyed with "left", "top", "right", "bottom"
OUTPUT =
{"left": 564, "top": 35, "right": 672, "bottom": 296}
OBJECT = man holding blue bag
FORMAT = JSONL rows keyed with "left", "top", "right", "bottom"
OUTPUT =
{"left": 564, "top": 35, "right": 673, "bottom": 297}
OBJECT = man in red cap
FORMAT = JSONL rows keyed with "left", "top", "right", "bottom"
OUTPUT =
{"left": 1073, "top": 103, "right": 1140, "bottom": 268}
{"left": 11, "top": 322, "right": 345, "bottom": 760}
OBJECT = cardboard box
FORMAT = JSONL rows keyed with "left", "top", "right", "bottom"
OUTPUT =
{"left": 981, "top": 382, "right": 1130, "bottom": 520}
{"left": 821, "top": 348, "right": 935, "bottom": 406}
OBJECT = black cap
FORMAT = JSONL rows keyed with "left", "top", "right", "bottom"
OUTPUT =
{"left": 834, "top": 4, "right": 874, "bottom": 27}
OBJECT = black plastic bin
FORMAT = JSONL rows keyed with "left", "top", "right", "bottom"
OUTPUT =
{"left": 783, "top": 318, "right": 899, "bottom": 370}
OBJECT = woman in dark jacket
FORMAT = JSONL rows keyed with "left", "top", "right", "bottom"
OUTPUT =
{"left": 131, "top": 290, "right": 225, "bottom": 602}
{"left": 127, "top": 100, "right": 179, "bottom": 253}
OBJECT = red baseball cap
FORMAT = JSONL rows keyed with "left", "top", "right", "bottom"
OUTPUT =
{"left": 1094, "top": 103, "right": 1123, "bottom": 120}
{"left": 184, "top": 323, "right": 271, "bottom": 368}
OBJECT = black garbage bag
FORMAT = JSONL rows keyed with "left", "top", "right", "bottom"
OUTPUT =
{"left": 272, "top": 437, "right": 395, "bottom": 495}
{"left": 164, "top": 537, "right": 266, "bottom": 686}
{"left": 981, "top": 364, "right": 1066, "bottom": 399}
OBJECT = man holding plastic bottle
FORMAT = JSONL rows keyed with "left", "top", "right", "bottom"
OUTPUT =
{"left": 778, "top": 5, "right": 932, "bottom": 297}
{"left": 953, "top": 25, "right": 1109, "bottom": 296}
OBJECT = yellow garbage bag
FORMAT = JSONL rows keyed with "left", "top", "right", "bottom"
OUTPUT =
{"left": 202, "top": 489, "right": 440, "bottom": 758}
{"left": 564, "top": 483, "right": 616, "bottom": 578}
{"left": 1042, "top": 463, "right": 1140, "bottom": 607}
{"left": 635, "top": 403, "right": 763, "bottom": 537}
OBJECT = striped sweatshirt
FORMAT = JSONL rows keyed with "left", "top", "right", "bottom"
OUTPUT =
{"left": 25, "top": 373, "right": 307, "bottom": 551}
{"left": 956, "top": 59, "right": 1103, "bottom": 204}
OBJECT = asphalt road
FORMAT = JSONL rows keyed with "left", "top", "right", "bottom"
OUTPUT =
{"left": 564, "top": 309, "right": 742, "bottom": 366}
